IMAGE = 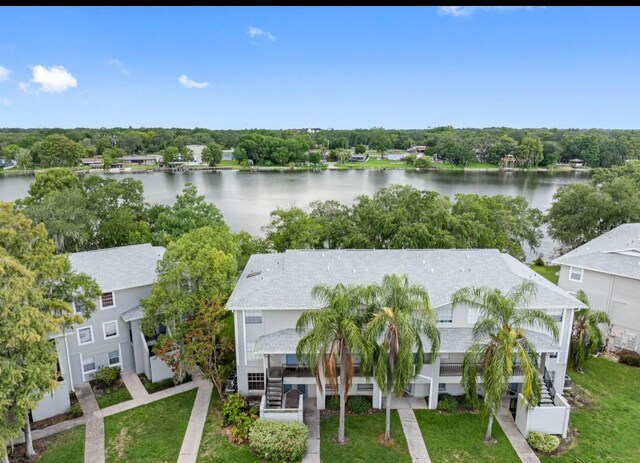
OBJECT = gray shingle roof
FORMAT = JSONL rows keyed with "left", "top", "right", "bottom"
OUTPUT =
{"left": 68, "top": 244, "right": 165, "bottom": 292}
{"left": 121, "top": 304, "right": 144, "bottom": 322}
{"left": 254, "top": 327, "right": 558, "bottom": 354}
{"left": 227, "top": 249, "right": 583, "bottom": 311}
{"left": 552, "top": 223, "right": 640, "bottom": 280}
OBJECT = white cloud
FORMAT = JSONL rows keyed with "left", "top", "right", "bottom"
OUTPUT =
{"left": 20, "top": 65, "right": 78, "bottom": 94}
{"left": 0, "top": 66, "right": 11, "bottom": 82}
{"left": 438, "top": 6, "right": 535, "bottom": 17}
{"left": 2, "top": 98, "right": 11, "bottom": 106}
{"left": 248, "top": 26, "right": 276, "bottom": 42}
{"left": 178, "top": 74, "right": 209, "bottom": 89}
{"left": 107, "top": 58, "right": 129, "bottom": 76}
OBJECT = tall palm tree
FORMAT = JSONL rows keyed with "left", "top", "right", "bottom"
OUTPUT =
{"left": 296, "top": 283, "right": 366, "bottom": 444}
{"left": 364, "top": 274, "right": 440, "bottom": 442}
{"left": 452, "top": 281, "right": 559, "bottom": 443}
{"left": 569, "top": 290, "right": 610, "bottom": 372}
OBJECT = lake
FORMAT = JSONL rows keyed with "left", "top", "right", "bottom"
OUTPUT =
{"left": 0, "top": 169, "right": 588, "bottom": 260}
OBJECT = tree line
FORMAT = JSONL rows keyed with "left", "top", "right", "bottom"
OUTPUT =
{"left": 3, "top": 126, "right": 640, "bottom": 168}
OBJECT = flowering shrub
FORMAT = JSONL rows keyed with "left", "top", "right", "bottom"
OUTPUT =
{"left": 249, "top": 419, "right": 308, "bottom": 461}
{"left": 221, "top": 393, "right": 257, "bottom": 443}
{"left": 527, "top": 431, "right": 560, "bottom": 453}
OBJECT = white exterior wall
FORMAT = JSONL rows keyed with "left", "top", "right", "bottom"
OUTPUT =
{"left": 515, "top": 393, "right": 571, "bottom": 438}
{"left": 31, "top": 381, "right": 71, "bottom": 422}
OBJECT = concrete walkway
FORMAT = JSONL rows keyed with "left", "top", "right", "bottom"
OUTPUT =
{"left": 398, "top": 409, "right": 431, "bottom": 463}
{"left": 496, "top": 405, "right": 541, "bottom": 463}
{"left": 177, "top": 380, "right": 213, "bottom": 463}
{"left": 75, "top": 382, "right": 105, "bottom": 463}
{"left": 121, "top": 371, "right": 149, "bottom": 401}
{"left": 302, "top": 399, "right": 320, "bottom": 463}
{"left": 12, "top": 416, "right": 87, "bottom": 445}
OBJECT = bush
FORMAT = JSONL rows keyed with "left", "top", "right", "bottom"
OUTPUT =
{"left": 533, "top": 255, "right": 545, "bottom": 266}
{"left": 619, "top": 349, "right": 640, "bottom": 367}
{"left": 222, "top": 393, "right": 248, "bottom": 427}
{"left": 437, "top": 393, "right": 458, "bottom": 413}
{"left": 94, "top": 366, "right": 120, "bottom": 387}
{"left": 527, "top": 431, "right": 560, "bottom": 453}
{"left": 347, "top": 396, "right": 371, "bottom": 414}
{"left": 249, "top": 419, "right": 309, "bottom": 461}
{"left": 415, "top": 156, "right": 432, "bottom": 169}
{"left": 460, "top": 393, "right": 482, "bottom": 411}
{"left": 68, "top": 402, "right": 83, "bottom": 418}
{"left": 326, "top": 395, "right": 340, "bottom": 411}
{"left": 405, "top": 153, "right": 416, "bottom": 166}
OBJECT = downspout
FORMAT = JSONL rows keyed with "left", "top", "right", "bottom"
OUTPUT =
{"left": 64, "top": 330, "right": 75, "bottom": 392}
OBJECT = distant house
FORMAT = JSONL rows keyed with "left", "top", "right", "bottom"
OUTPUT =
{"left": 81, "top": 157, "right": 104, "bottom": 167}
{"left": 349, "top": 154, "right": 367, "bottom": 162}
{"left": 553, "top": 223, "right": 640, "bottom": 353}
{"left": 222, "top": 149, "right": 235, "bottom": 161}
{"left": 305, "top": 128, "right": 322, "bottom": 134}
{"left": 0, "top": 158, "right": 16, "bottom": 169}
{"left": 120, "top": 155, "right": 162, "bottom": 166}
{"left": 569, "top": 159, "right": 584, "bottom": 168}
{"left": 185, "top": 144, "right": 206, "bottom": 164}
{"left": 408, "top": 146, "right": 427, "bottom": 154}
{"left": 386, "top": 151, "right": 406, "bottom": 161}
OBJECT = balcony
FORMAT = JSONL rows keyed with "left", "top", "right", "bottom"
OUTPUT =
{"left": 440, "top": 362, "right": 523, "bottom": 377}
{"left": 267, "top": 363, "right": 368, "bottom": 379}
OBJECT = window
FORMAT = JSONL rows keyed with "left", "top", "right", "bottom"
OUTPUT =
{"left": 423, "top": 353, "right": 432, "bottom": 364}
{"left": 357, "top": 383, "right": 373, "bottom": 392}
{"left": 101, "top": 292, "right": 115, "bottom": 309}
{"left": 436, "top": 307, "right": 453, "bottom": 323}
{"left": 569, "top": 267, "right": 583, "bottom": 282}
{"left": 467, "top": 308, "right": 481, "bottom": 324}
{"left": 245, "top": 310, "right": 263, "bottom": 324}
{"left": 438, "top": 383, "right": 447, "bottom": 392}
{"left": 102, "top": 321, "right": 119, "bottom": 340}
{"left": 108, "top": 350, "right": 120, "bottom": 366}
{"left": 549, "top": 352, "right": 558, "bottom": 359}
{"left": 548, "top": 310, "right": 564, "bottom": 323}
{"left": 73, "top": 300, "right": 87, "bottom": 315}
{"left": 246, "top": 342, "right": 260, "bottom": 361}
{"left": 248, "top": 373, "right": 264, "bottom": 390}
{"left": 77, "top": 326, "right": 94, "bottom": 346}
{"left": 82, "top": 355, "right": 96, "bottom": 374}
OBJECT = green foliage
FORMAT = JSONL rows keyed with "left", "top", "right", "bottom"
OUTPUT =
{"left": 459, "top": 393, "right": 482, "bottom": 411}
{"left": 263, "top": 206, "right": 324, "bottom": 252}
{"left": 437, "top": 394, "right": 458, "bottom": 413}
{"left": 68, "top": 402, "right": 83, "bottom": 418}
{"left": 404, "top": 153, "right": 416, "bottom": 165}
{"left": 547, "top": 161, "right": 640, "bottom": 252}
{"left": 347, "top": 396, "right": 372, "bottom": 414}
{"left": 30, "top": 134, "right": 86, "bottom": 167}
{"left": 249, "top": 419, "right": 309, "bottom": 461}
{"left": 355, "top": 144, "right": 367, "bottom": 154}
{"left": 25, "top": 168, "right": 81, "bottom": 202}
{"left": 149, "top": 183, "right": 225, "bottom": 246}
{"left": 414, "top": 156, "right": 432, "bottom": 168}
{"left": 527, "top": 431, "right": 560, "bottom": 453}
{"left": 569, "top": 291, "right": 610, "bottom": 372}
{"left": 235, "top": 133, "right": 310, "bottom": 165}
{"left": 326, "top": 395, "right": 340, "bottom": 410}
{"left": 143, "top": 377, "right": 176, "bottom": 393}
{"left": 434, "top": 135, "right": 474, "bottom": 165}
{"left": 618, "top": 350, "right": 640, "bottom": 367}
{"left": 202, "top": 142, "right": 223, "bottom": 166}
{"left": 94, "top": 366, "right": 121, "bottom": 387}
{"left": 516, "top": 137, "right": 544, "bottom": 166}
{"left": 221, "top": 393, "right": 257, "bottom": 443}
{"left": 533, "top": 255, "right": 545, "bottom": 266}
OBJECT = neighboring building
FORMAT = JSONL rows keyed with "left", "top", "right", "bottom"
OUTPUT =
{"left": 227, "top": 249, "right": 583, "bottom": 435}
{"left": 553, "top": 223, "right": 640, "bottom": 352}
{"left": 185, "top": 144, "right": 206, "bottom": 165}
{"left": 569, "top": 158, "right": 584, "bottom": 168}
{"left": 81, "top": 157, "right": 104, "bottom": 167}
{"left": 119, "top": 154, "right": 162, "bottom": 166}
{"left": 0, "top": 158, "right": 16, "bottom": 169}
{"left": 408, "top": 145, "right": 427, "bottom": 154}
{"left": 386, "top": 151, "right": 406, "bottom": 161}
{"left": 32, "top": 244, "right": 172, "bottom": 422}
{"left": 222, "top": 149, "right": 235, "bottom": 161}
{"left": 349, "top": 154, "right": 367, "bottom": 162}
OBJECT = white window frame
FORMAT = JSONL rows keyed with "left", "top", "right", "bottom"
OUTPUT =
{"left": 569, "top": 266, "right": 583, "bottom": 283}
{"left": 245, "top": 310, "right": 263, "bottom": 324}
{"left": 102, "top": 320, "right": 119, "bottom": 340}
{"left": 246, "top": 341, "right": 260, "bottom": 361}
{"left": 100, "top": 291, "right": 116, "bottom": 310}
{"left": 80, "top": 353, "right": 96, "bottom": 381}
{"left": 438, "top": 383, "right": 447, "bottom": 392}
{"left": 436, "top": 307, "right": 453, "bottom": 323}
{"left": 247, "top": 372, "right": 265, "bottom": 391}
{"left": 77, "top": 326, "right": 94, "bottom": 346}
{"left": 108, "top": 346, "right": 122, "bottom": 367}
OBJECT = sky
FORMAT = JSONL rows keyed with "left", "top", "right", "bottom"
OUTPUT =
{"left": 1, "top": 6, "right": 640, "bottom": 130}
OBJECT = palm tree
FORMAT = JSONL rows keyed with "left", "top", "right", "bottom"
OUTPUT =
{"left": 452, "top": 281, "right": 559, "bottom": 443}
{"left": 296, "top": 283, "right": 366, "bottom": 444}
{"left": 364, "top": 274, "right": 440, "bottom": 442}
{"left": 569, "top": 290, "right": 610, "bottom": 373}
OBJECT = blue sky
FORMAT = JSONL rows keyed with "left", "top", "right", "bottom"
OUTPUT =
{"left": 1, "top": 6, "right": 639, "bottom": 129}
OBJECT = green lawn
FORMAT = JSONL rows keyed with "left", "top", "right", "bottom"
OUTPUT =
{"left": 104, "top": 389, "right": 197, "bottom": 463}
{"left": 466, "top": 162, "right": 500, "bottom": 169}
{"left": 218, "top": 160, "right": 240, "bottom": 167}
{"left": 320, "top": 411, "right": 411, "bottom": 463}
{"left": 96, "top": 386, "right": 133, "bottom": 409}
{"left": 36, "top": 425, "right": 85, "bottom": 463}
{"left": 530, "top": 265, "right": 560, "bottom": 285}
{"left": 197, "top": 391, "right": 263, "bottom": 462}
{"left": 414, "top": 411, "right": 519, "bottom": 463}
{"left": 540, "top": 358, "right": 640, "bottom": 463}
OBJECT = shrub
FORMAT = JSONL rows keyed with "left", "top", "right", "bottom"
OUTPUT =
{"left": 326, "top": 395, "right": 340, "bottom": 411}
{"left": 222, "top": 393, "right": 248, "bottom": 427}
{"left": 230, "top": 410, "right": 257, "bottom": 443}
{"left": 347, "top": 396, "right": 371, "bottom": 414}
{"left": 619, "top": 349, "right": 640, "bottom": 367}
{"left": 527, "top": 431, "right": 560, "bottom": 453}
{"left": 415, "top": 156, "right": 432, "bottom": 169}
{"left": 460, "top": 393, "right": 482, "bottom": 411}
{"left": 249, "top": 419, "right": 309, "bottom": 461}
{"left": 405, "top": 153, "right": 416, "bottom": 166}
{"left": 94, "top": 366, "right": 121, "bottom": 387}
{"left": 68, "top": 402, "right": 83, "bottom": 418}
{"left": 437, "top": 393, "right": 458, "bottom": 413}
{"left": 533, "top": 255, "right": 545, "bottom": 266}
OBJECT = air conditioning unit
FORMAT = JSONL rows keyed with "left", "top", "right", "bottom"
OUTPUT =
{"left": 563, "top": 374, "right": 572, "bottom": 390}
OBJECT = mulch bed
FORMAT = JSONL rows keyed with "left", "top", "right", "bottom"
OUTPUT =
{"left": 31, "top": 392, "right": 82, "bottom": 431}
{"left": 8, "top": 432, "right": 64, "bottom": 463}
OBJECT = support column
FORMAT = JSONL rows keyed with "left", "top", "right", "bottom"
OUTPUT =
{"left": 372, "top": 382, "right": 382, "bottom": 409}
{"left": 316, "top": 362, "right": 326, "bottom": 410}
{"left": 428, "top": 380, "right": 438, "bottom": 410}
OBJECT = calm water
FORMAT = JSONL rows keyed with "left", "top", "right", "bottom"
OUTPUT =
{"left": 0, "top": 170, "right": 588, "bottom": 259}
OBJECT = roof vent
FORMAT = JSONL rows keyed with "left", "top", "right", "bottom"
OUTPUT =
{"left": 247, "top": 271, "right": 262, "bottom": 278}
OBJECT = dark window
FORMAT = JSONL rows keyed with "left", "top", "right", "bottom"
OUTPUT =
{"left": 248, "top": 373, "right": 264, "bottom": 391}
{"left": 101, "top": 292, "right": 115, "bottom": 308}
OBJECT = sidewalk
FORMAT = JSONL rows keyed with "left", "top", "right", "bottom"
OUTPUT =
{"left": 177, "top": 380, "right": 213, "bottom": 463}
{"left": 398, "top": 408, "right": 431, "bottom": 463}
{"left": 121, "top": 371, "right": 149, "bottom": 401}
{"left": 495, "top": 405, "right": 541, "bottom": 463}
{"left": 302, "top": 398, "right": 320, "bottom": 463}
{"left": 75, "top": 382, "right": 105, "bottom": 463}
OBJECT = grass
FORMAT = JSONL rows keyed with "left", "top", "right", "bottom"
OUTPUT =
{"left": 539, "top": 358, "right": 640, "bottom": 463}
{"left": 96, "top": 386, "right": 133, "bottom": 409}
{"left": 197, "top": 391, "right": 263, "bottom": 462}
{"left": 320, "top": 410, "right": 411, "bottom": 463}
{"left": 104, "top": 388, "right": 197, "bottom": 463}
{"left": 34, "top": 425, "right": 85, "bottom": 463}
{"left": 218, "top": 160, "right": 240, "bottom": 167}
{"left": 414, "top": 411, "right": 520, "bottom": 463}
{"left": 530, "top": 265, "right": 560, "bottom": 285}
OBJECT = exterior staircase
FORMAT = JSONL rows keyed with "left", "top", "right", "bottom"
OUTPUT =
{"left": 266, "top": 373, "right": 283, "bottom": 408}
{"left": 539, "top": 367, "right": 556, "bottom": 406}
